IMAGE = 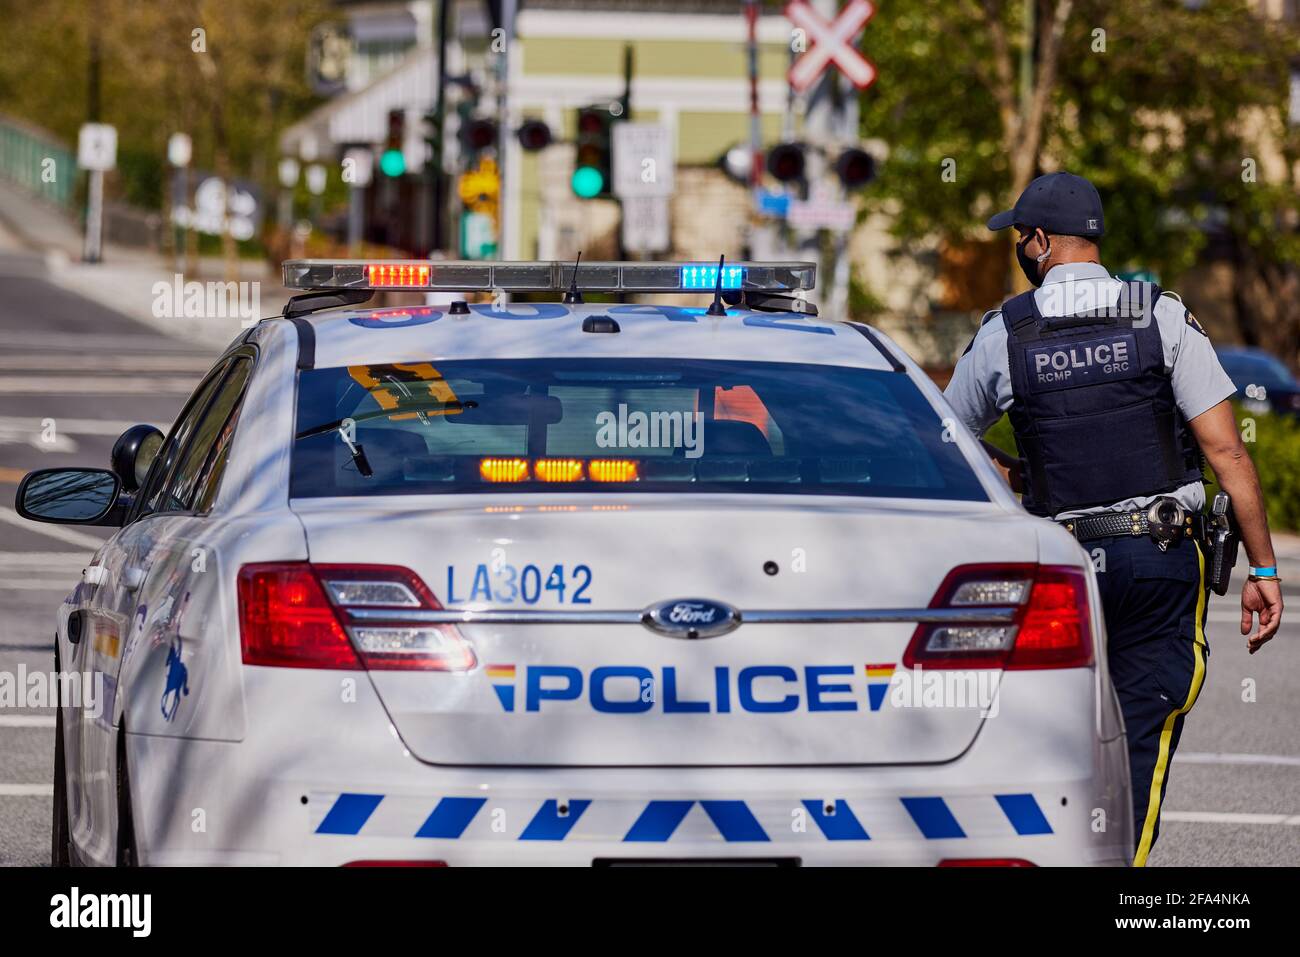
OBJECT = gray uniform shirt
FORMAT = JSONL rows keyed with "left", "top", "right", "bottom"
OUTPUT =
{"left": 944, "top": 262, "right": 1237, "bottom": 520}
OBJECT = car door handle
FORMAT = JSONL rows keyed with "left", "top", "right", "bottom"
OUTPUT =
{"left": 123, "top": 566, "right": 146, "bottom": 591}
{"left": 81, "top": 565, "right": 107, "bottom": 586}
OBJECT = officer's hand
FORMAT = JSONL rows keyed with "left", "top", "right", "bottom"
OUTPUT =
{"left": 1240, "top": 578, "right": 1283, "bottom": 654}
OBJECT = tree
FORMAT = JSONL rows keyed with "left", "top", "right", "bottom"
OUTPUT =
{"left": 858, "top": 0, "right": 1300, "bottom": 358}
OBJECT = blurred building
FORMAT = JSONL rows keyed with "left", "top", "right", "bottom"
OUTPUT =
{"left": 280, "top": 0, "right": 796, "bottom": 260}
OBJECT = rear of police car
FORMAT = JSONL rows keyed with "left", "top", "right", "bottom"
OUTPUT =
{"left": 220, "top": 261, "right": 1132, "bottom": 865}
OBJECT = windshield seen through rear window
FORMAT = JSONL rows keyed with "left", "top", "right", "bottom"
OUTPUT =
{"left": 290, "top": 358, "right": 987, "bottom": 502}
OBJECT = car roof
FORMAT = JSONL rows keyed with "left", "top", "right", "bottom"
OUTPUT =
{"left": 292, "top": 301, "right": 900, "bottom": 372}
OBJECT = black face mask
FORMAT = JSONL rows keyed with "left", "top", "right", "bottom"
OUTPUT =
{"left": 1016, "top": 233, "right": 1050, "bottom": 287}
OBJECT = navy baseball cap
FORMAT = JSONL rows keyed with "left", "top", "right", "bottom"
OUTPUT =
{"left": 987, "top": 172, "right": 1105, "bottom": 237}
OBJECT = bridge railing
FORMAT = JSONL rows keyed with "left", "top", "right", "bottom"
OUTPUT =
{"left": 0, "top": 114, "right": 77, "bottom": 211}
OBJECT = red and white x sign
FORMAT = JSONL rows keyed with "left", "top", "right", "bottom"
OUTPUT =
{"left": 786, "top": 0, "right": 878, "bottom": 94}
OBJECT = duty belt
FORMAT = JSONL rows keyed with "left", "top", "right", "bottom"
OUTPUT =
{"left": 1059, "top": 501, "right": 1204, "bottom": 546}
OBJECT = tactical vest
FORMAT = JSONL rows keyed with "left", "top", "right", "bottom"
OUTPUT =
{"left": 1002, "top": 281, "right": 1203, "bottom": 517}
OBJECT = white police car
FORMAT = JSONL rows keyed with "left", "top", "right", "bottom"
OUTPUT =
{"left": 19, "top": 259, "right": 1131, "bottom": 866}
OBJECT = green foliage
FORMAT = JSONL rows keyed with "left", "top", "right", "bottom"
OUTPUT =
{"left": 1231, "top": 405, "right": 1300, "bottom": 531}
{"left": 0, "top": 0, "right": 333, "bottom": 211}
{"left": 858, "top": 0, "right": 1300, "bottom": 293}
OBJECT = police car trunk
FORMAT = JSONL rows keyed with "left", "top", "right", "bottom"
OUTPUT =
{"left": 252, "top": 260, "right": 1089, "bottom": 768}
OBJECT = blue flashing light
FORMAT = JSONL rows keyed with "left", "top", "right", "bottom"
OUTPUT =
{"left": 681, "top": 264, "right": 745, "bottom": 291}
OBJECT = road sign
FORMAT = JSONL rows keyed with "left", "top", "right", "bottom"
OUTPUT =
{"left": 167, "top": 133, "right": 192, "bottom": 168}
{"left": 305, "top": 164, "right": 327, "bottom": 196}
{"left": 77, "top": 123, "right": 117, "bottom": 171}
{"left": 612, "top": 123, "right": 674, "bottom": 198}
{"left": 788, "top": 185, "right": 855, "bottom": 232}
{"left": 786, "top": 0, "right": 878, "bottom": 94}
{"left": 756, "top": 189, "right": 791, "bottom": 218}
{"left": 278, "top": 157, "right": 300, "bottom": 189}
{"left": 460, "top": 211, "right": 497, "bottom": 259}
{"left": 621, "top": 195, "right": 671, "bottom": 253}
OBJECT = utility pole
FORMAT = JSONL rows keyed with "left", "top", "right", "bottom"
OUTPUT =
{"left": 496, "top": 0, "right": 517, "bottom": 261}
{"left": 430, "top": 0, "right": 451, "bottom": 254}
{"left": 83, "top": 0, "right": 104, "bottom": 264}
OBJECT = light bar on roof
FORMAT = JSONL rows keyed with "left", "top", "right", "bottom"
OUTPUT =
{"left": 281, "top": 259, "right": 816, "bottom": 293}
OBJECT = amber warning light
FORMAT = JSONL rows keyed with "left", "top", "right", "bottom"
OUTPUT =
{"left": 478, "top": 458, "right": 640, "bottom": 483}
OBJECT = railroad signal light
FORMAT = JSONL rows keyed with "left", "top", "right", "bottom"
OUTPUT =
{"left": 517, "top": 119, "right": 553, "bottom": 152}
{"left": 836, "top": 148, "right": 877, "bottom": 189}
{"left": 766, "top": 142, "right": 806, "bottom": 183}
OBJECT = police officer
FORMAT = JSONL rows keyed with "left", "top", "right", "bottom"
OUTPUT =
{"left": 945, "top": 172, "right": 1284, "bottom": 866}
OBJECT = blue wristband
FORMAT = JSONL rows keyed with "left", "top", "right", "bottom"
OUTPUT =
{"left": 1249, "top": 566, "right": 1277, "bottom": 577}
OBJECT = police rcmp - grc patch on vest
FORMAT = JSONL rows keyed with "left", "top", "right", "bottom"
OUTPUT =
{"left": 1184, "top": 309, "right": 1208, "bottom": 337}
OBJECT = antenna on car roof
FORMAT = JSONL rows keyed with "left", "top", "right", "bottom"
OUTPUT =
{"left": 563, "top": 250, "right": 584, "bottom": 305}
{"left": 706, "top": 253, "right": 728, "bottom": 316}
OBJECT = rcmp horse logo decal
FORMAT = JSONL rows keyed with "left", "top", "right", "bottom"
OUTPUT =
{"left": 161, "top": 637, "right": 190, "bottom": 722}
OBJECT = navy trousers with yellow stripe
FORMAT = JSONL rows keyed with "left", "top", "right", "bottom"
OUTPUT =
{"left": 1093, "top": 534, "right": 1209, "bottom": 866}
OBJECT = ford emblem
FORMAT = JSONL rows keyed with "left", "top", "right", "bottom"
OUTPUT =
{"left": 642, "top": 598, "right": 740, "bottom": 639}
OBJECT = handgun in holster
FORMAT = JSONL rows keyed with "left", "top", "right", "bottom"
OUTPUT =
{"left": 1206, "top": 491, "right": 1238, "bottom": 596}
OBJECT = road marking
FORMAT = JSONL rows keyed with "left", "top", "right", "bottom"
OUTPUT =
{"left": 0, "top": 329, "right": 213, "bottom": 354}
{"left": 0, "top": 507, "right": 105, "bottom": 549}
{"left": 0, "top": 466, "right": 27, "bottom": 484}
{"left": 0, "top": 716, "right": 55, "bottom": 728}
{"left": 0, "top": 415, "right": 168, "bottom": 436}
{"left": 1163, "top": 810, "right": 1300, "bottom": 826}
{"left": 0, "top": 376, "right": 199, "bottom": 395}
{"left": 0, "top": 355, "right": 211, "bottom": 372}
{"left": 1176, "top": 751, "right": 1300, "bottom": 767}
{"left": 0, "top": 579, "right": 77, "bottom": 591}
{"left": 0, "top": 551, "right": 87, "bottom": 570}
{"left": 0, "top": 784, "right": 53, "bottom": 797}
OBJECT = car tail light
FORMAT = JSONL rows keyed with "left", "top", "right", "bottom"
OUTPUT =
{"left": 238, "top": 563, "right": 475, "bottom": 672}
{"left": 902, "top": 563, "right": 1092, "bottom": 671}
{"left": 937, "top": 858, "right": 1036, "bottom": 867}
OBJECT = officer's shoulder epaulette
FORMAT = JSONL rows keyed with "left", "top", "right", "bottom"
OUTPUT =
{"left": 1154, "top": 290, "right": 1208, "bottom": 337}
{"left": 979, "top": 308, "right": 1002, "bottom": 326}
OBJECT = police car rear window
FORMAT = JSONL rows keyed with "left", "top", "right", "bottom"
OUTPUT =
{"left": 290, "top": 358, "right": 987, "bottom": 502}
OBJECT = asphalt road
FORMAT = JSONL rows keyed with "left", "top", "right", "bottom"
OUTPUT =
{"left": 0, "top": 246, "right": 1295, "bottom": 867}
{"left": 0, "top": 245, "right": 218, "bottom": 866}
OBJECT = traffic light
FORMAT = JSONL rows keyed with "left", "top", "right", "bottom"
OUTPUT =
{"left": 765, "top": 142, "right": 806, "bottom": 183}
{"left": 572, "top": 105, "right": 614, "bottom": 199}
{"left": 460, "top": 117, "right": 497, "bottom": 157}
{"left": 835, "top": 148, "right": 877, "bottom": 189}
{"left": 381, "top": 109, "right": 406, "bottom": 177}
{"left": 517, "top": 119, "right": 552, "bottom": 152}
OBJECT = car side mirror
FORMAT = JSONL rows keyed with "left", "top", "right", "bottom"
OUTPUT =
{"left": 15, "top": 468, "right": 126, "bottom": 527}
{"left": 111, "top": 424, "right": 165, "bottom": 492}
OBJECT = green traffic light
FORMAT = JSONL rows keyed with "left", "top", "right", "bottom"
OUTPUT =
{"left": 380, "top": 149, "right": 406, "bottom": 177}
{"left": 571, "top": 165, "right": 604, "bottom": 198}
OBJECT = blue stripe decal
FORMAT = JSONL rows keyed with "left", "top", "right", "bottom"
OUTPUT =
{"left": 624, "top": 800, "right": 695, "bottom": 842}
{"left": 802, "top": 800, "right": 870, "bottom": 841}
{"left": 900, "top": 797, "right": 966, "bottom": 839}
{"left": 519, "top": 799, "right": 591, "bottom": 840}
{"left": 700, "top": 800, "right": 770, "bottom": 842}
{"left": 995, "top": 793, "right": 1053, "bottom": 836}
{"left": 415, "top": 797, "right": 487, "bottom": 839}
{"left": 316, "top": 793, "right": 384, "bottom": 835}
